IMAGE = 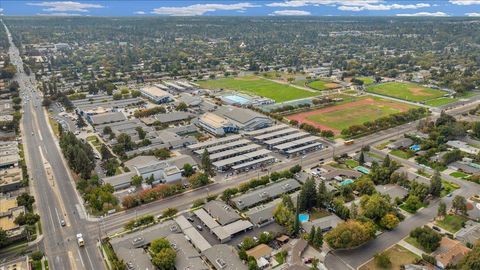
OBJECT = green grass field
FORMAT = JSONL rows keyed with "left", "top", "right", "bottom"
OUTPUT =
{"left": 360, "top": 245, "right": 419, "bottom": 270}
{"left": 357, "top": 77, "right": 374, "bottom": 85}
{"left": 435, "top": 214, "right": 467, "bottom": 233}
{"left": 450, "top": 171, "right": 471, "bottom": 179}
{"left": 303, "top": 97, "right": 416, "bottom": 131}
{"left": 390, "top": 149, "right": 414, "bottom": 159}
{"left": 307, "top": 80, "right": 340, "bottom": 91}
{"left": 425, "top": 97, "right": 459, "bottom": 106}
{"left": 198, "top": 76, "right": 318, "bottom": 102}
{"left": 366, "top": 82, "right": 446, "bottom": 102}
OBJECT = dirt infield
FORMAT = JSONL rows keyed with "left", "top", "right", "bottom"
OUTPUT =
{"left": 286, "top": 98, "right": 411, "bottom": 134}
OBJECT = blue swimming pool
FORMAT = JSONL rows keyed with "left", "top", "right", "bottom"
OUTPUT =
{"left": 223, "top": 95, "right": 250, "bottom": 105}
{"left": 298, "top": 213, "right": 309, "bottom": 223}
{"left": 340, "top": 179, "right": 354, "bottom": 186}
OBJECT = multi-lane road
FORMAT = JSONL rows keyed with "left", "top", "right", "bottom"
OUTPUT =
{"left": 4, "top": 18, "right": 480, "bottom": 270}
{"left": 2, "top": 21, "right": 105, "bottom": 270}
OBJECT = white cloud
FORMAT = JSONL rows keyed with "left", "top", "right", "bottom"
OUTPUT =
{"left": 267, "top": 0, "right": 381, "bottom": 7}
{"left": 338, "top": 3, "right": 430, "bottom": 11}
{"left": 28, "top": 1, "right": 103, "bottom": 12}
{"left": 36, "top": 12, "right": 82, "bottom": 16}
{"left": 450, "top": 0, "right": 480, "bottom": 5}
{"left": 396, "top": 12, "right": 449, "bottom": 17}
{"left": 151, "top": 3, "right": 259, "bottom": 16}
{"left": 466, "top": 12, "right": 480, "bottom": 16}
{"left": 270, "top": 9, "right": 312, "bottom": 15}
{"left": 134, "top": 11, "right": 146, "bottom": 15}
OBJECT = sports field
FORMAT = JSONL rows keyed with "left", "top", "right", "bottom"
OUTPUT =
{"left": 198, "top": 76, "right": 318, "bottom": 102}
{"left": 287, "top": 96, "right": 416, "bottom": 134}
{"left": 366, "top": 82, "right": 446, "bottom": 102}
{"left": 307, "top": 80, "right": 340, "bottom": 91}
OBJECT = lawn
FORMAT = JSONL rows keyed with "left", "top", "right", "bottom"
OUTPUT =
{"left": 440, "top": 180, "right": 460, "bottom": 197}
{"left": 449, "top": 171, "right": 470, "bottom": 179}
{"left": 345, "top": 159, "right": 360, "bottom": 168}
{"left": 366, "top": 82, "right": 446, "bottom": 102}
{"left": 48, "top": 116, "right": 60, "bottom": 137}
{"left": 198, "top": 76, "right": 318, "bottom": 102}
{"left": 425, "top": 97, "right": 458, "bottom": 107}
{"left": 307, "top": 80, "right": 340, "bottom": 91}
{"left": 291, "top": 96, "right": 416, "bottom": 132}
{"left": 405, "top": 236, "right": 429, "bottom": 253}
{"left": 310, "top": 208, "right": 331, "bottom": 220}
{"left": 357, "top": 77, "right": 375, "bottom": 85}
{"left": 435, "top": 214, "right": 468, "bottom": 233}
{"left": 359, "top": 244, "right": 419, "bottom": 270}
{"left": 390, "top": 149, "right": 414, "bottom": 159}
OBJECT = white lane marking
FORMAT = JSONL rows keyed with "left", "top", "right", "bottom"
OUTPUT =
{"left": 85, "top": 248, "right": 94, "bottom": 270}
{"left": 48, "top": 201, "right": 56, "bottom": 233}
{"left": 77, "top": 249, "right": 85, "bottom": 268}
{"left": 54, "top": 207, "right": 61, "bottom": 224}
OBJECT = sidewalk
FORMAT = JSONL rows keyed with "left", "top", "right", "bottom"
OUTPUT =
{"left": 398, "top": 239, "right": 424, "bottom": 257}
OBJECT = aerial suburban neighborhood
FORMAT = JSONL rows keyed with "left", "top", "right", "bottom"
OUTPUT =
{"left": 1, "top": 2, "right": 480, "bottom": 270}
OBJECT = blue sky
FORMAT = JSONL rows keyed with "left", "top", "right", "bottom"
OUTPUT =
{"left": 0, "top": 1, "right": 479, "bottom": 17}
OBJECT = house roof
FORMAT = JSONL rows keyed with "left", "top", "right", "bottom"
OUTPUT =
{"left": 246, "top": 244, "right": 272, "bottom": 260}
{"left": 434, "top": 237, "right": 471, "bottom": 267}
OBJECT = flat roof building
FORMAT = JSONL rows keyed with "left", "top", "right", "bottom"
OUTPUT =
{"left": 0, "top": 167, "right": 22, "bottom": 193}
{"left": 140, "top": 85, "right": 173, "bottom": 104}
{"left": 214, "top": 106, "right": 272, "bottom": 131}
{"left": 87, "top": 111, "right": 126, "bottom": 126}
{"left": 197, "top": 112, "right": 237, "bottom": 136}
{"left": 166, "top": 234, "right": 210, "bottom": 270}
{"left": 203, "top": 244, "right": 248, "bottom": 270}
{"left": 232, "top": 179, "right": 301, "bottom": 210}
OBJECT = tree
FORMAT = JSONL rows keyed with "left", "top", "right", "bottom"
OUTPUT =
{"left": 430, "top": 170, "right": 442, "bottom": 197}
{"left": 182, "top": 163, "right": 194, "bottom": 177}
{"left": 473, "top": 122, "right": 480, "bottom": 139}
{"left": 438, "top": 201, "right": 447, "bottom": 218}
{"left": 0, "top": 228, "right": 9, "bottom": 248}
{"left": 325, "top": 220, "right": 376, "bottom": 249}
{"left": 242, "top": 237, "right": 256, "bottom": 250}
{"left": 298, "top": 178, "right": 317, "bottom": 211}
{"left": 201, "top": 149, "right": 214, "bottom": 177}
{"left": 374, "top": 253, "right": 391, "bottom": 268}
{"left": 76, "top": 114, "right": 86, "bottom": 128}
{"left": 309, "top": 226, "right": 316, "bottom": 245}
{"left": 152, "top": 247, "right": 176, "bottom": 269}
{"left": 188, "top": 173, "right": 209, "bottom": 188}
{"left": 317, "top": 181, "right": 330, "bottom": 208}
{"left": 294, "top": 197, "right": 300, "bottom": 235}
{"left": 313, "top": 228, "right": 323, "bottom": 248}
{"left": 380, "top": 213, "right": 399, "bottom": 230}
{"left": 273, "top": 200, "right": 295, "bottom": 235}
{"left": 453, "top": 195, "right": 467, "bottom": 215}
{"left": 176, "top": 102, "right": 188, "bottom": 111}
{"left": 359, "top": 151, "right": 365, "bottom": 165}
{"left": 135, "top": 127, "right": 146, "bottom": 140}
{"left": 162, "top": 208, "right": 177, "bottom": 217}
{"left": 16, "top": 193, "right": 35, "bottom": 212}
{"left": 14, "top": 212, "right": 40, "bottom": 225}
{"left": 150, "top": 238, "right": 171, "bottom": 253}
{"left": 131, "top": 175, "right": 143, "bottom": 187}
{"left": 456, "top": 242, "right": 480, "bottom": 270}
{"left": 403, "top": 195, "right": 423, "bottom": 213}
{"left": 409, "top": 227, "right": 441, "bottom": 252}
{"left": 360, "top": 194, "right": 394, "bottom": 222}
{"left": 350, "top": 202, "right": 358, "bottom": 219}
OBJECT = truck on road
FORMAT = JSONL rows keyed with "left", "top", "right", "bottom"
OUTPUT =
{"left": 76, "top": 233, "right": 84, "bottom": 247}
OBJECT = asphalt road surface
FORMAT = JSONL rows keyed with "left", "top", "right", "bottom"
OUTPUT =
{"left": 2, "top": 21, "right": 105, "bottom": 270}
